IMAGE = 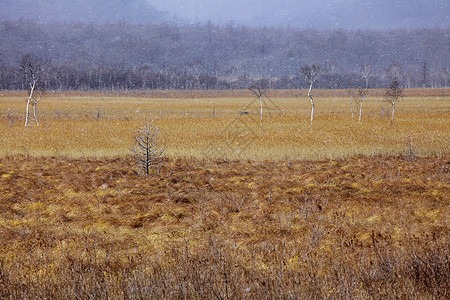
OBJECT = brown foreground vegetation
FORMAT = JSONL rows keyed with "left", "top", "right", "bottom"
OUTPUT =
{"left": 0, "top": 155, "right": 448, "bottom": 299}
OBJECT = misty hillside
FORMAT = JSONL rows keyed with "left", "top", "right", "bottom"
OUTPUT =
{"left": 149, "top": 0, "right": 449, "bottom": 29}
{"left": 1, "top": 0, "right": 448, "bottom": 29}
{"left": 307, "top": 0, "right": 450, "bottom": 30}
{"left": 0, "top": 0, "right": 171, "bottom": 24}
{"left": 1, "top": 21, "right": 448, "bottom": 73}
{"left": 0, "top": 20, "right": 448, "bottom": 91}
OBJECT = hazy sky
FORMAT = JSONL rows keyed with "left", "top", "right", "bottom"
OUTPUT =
{"left": 147, "top": 0, "right": 450, "bottom": 29}
{"left": 1, "top": 0, "right": 448, "bottom": 29}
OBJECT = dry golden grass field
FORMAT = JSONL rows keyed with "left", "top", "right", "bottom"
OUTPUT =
{"left": 0, "top": 89, "right": 448, "bottom": 160}
{"left": 0, "top": 89, "right": 449, "bottom": 299}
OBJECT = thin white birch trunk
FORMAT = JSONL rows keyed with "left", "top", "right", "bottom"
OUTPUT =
{"left": 33, "top": 101, "right": 39, "bottom": 127}
{"left": 392, "top": 102, "right": 395, "bottom": 120}
{"left": 358, "top": 100, "right": 363, "bottom": 124}
{"left": 350, "top": 95, "right": 354, "bottom": 119}
{"left": 259, "top": 95, "right": 263, "bottom": 122}
{"left": 25, "top": 99, "right": 31, "bottom": 127}
{"left": 308, "top": 84, "right": 314, "bottom": 124}
{"left": 25, "top": 82, "right": 35, "bottom": 127}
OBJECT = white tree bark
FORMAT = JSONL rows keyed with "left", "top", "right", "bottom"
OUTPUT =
{"left": 350, "top": 96, "right": 354, "bottom": 119}
{"left": 259, "top": 95, "right": 263, "bottom": 122}
{"left": 249, "top": 86, "right": 265, "bottom": 123}
{"left": 301, "top": 65, "right": 322, "bottom": 125}
{"left": 384, "top": 79, "right": 403, "bottom": 122}
{"left": 33, "top": 100, "right": 40, "bottom": 127}
{"left": 391, "top": 102, "right": 395, "bottom": 121}
{"left": 22, "top": 55, "right": 43, "bottom": 128}
{"left": 308, "top": 83, "right": 314, "bottom": 124}
{"left": 25, "top": 81, "right": 36, "bottom": 127}
{"left": 358, "top": 99, "right": 363, "bottom": 124}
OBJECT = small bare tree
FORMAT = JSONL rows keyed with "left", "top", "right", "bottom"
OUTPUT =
{"left": 249, "top": 80, "right": 269, "bottom": 122}
{"left": 357, "top": 89, "right": 367, "bottom": 124}
{"left": 131, "top": 121, "right": 165, "bottom": 177}
{"left": 301, "top": 65, "right": 322, "bottom": 124}
{"left": 21, "top": 55, "right": 45, "bottom": 127}
{"left": 347, "top": 65, "right": 370, "bottom": 123}
{"left": 385, "top": 78, "right": 404, "bottom": 121}
{"left": 352, "top": 89, "right": 367, "bottom": 124}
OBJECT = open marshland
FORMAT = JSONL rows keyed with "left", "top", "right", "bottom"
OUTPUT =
{"left": 0, "top": 89, "right": 449, "bottom": 299}
{"left": 0, "top": 89, "right": 448, "bottom": 160}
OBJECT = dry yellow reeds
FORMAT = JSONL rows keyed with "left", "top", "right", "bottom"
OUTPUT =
{"left": 1, "top": 91, "right": 448, "bottom": 160}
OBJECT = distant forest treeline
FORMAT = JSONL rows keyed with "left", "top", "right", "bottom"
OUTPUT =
{"left": 0, "top": 20, "right": 448, "bottom": 91}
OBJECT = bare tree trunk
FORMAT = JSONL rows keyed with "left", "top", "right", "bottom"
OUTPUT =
{"left": 249, "top": 84, "right": 266, "bottom": 123}
{"left": 301, "top": 64, "right": 323, "bottom": 125}
{"left": 358, "top": 101, "right": 363, "bottom": 124}
{"left": 25, "top": 98, "right": 31, "bottom": 127}
{"left": 259, "top": 95, "right": 263, "bottom": 122}
{"left": 25, "top": 82, "right": 35, "bottom": 127}
{"left": 385, "top": 79, "right": 403, "bottom": 122}
{"left": 392, "top": 102, "right": 395, "bottom": 121}
{"left": 308, "top": 83, "right": 314, "bottom": 124}
{"left": 350, "top": 95, "right": 354, "bottom": 119}
{"left": 22, "top": 55, "right": 44, "bottom": 128}
{"left": 33, "top": 102, "right": 39, "bottom": 127}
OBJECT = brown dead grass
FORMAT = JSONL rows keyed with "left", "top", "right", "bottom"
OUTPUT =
{"left": 0, "top": 155, "right": 448, "bottom": 299}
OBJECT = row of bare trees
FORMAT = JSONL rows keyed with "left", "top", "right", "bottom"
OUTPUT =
{"left": 18, "top": 55, "right": 405, "bottom": 128}
{"left": 250, "top": 63, "right": 404, "bottom": 125}
{"left": 3, "top": 61, "right": 433, "bottom": 92}
{"left": 301, "top": 63, "right": 402, "bottom": 124}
